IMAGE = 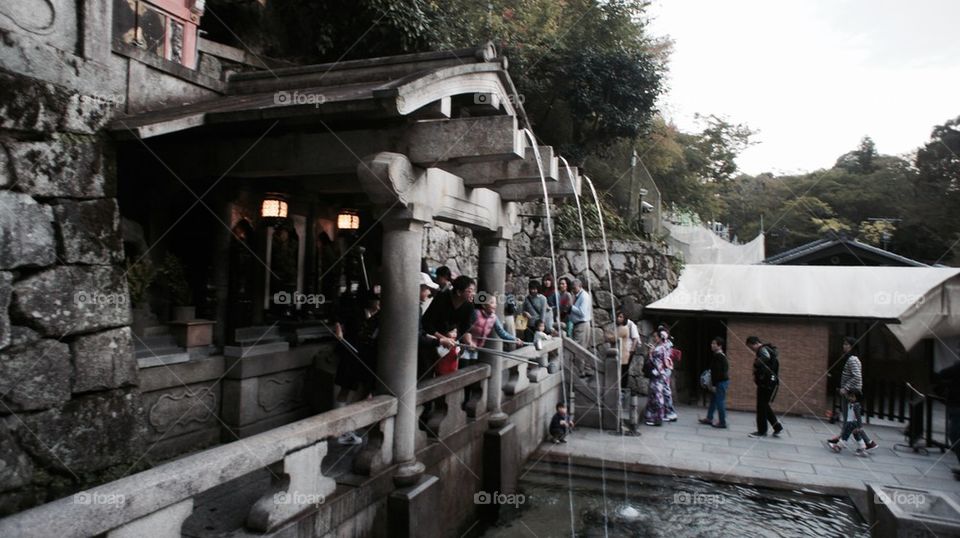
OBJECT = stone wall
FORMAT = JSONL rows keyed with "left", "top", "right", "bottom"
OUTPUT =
{"left": 506, "top": 202, "right": 679, "bottom": 346}
{"left": 420, "top": 222, "right": 479, "bottom": 278}
{"left": 418, "top": 204, "right": 679, "bottom": 337}
{"left": 0, "top": 0, "right": 225, "bottom": 514}
{"left": 0, "top": 71, "right": 146, "bottom": 514}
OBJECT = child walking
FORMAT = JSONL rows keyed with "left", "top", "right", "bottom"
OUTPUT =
{"left": 826, "top": 389, "right": 879, "bottom": 456}
{"left": 550, "top": 402, "right": 574, "bottom": 443}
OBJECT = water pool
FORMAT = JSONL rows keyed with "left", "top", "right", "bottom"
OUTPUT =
{"left": 481, "top": 475, "right": 869, "bottom": 537}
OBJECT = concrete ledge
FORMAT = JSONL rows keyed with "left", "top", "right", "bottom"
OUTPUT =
{"left": 137, "top": 353, "right": 190, "bottom": 369}
{"left": 222, "top": 406, "right": 314, "bottom": 440}
{"left": 224, "top": 341, "right": 290, "bottom": 359}
{"left": 530, "top": 450, "right": 863, "bottom": 500}
{"left": 139, "top": 355, "right": 225, "bottom": 392}
{"left": 222, "top": 345, "right": 319, "bottom": 379}
{"left": 0, "top": 396, "right": 398, "bottom": 538}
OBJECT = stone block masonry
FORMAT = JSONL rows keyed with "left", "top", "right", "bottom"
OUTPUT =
{"left": 506, "top": 202, "right": 679, "bottom": 339}
{"left": 0, "top": 68, "right": 143, "bottom": 514}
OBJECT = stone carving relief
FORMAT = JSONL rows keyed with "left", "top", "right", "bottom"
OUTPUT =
{"left": 0, "top": 0, "right": 78, "bottom": 55}
{"left": 0, "top": 0, "right": 56, "bottom": 35}
{"left": 148, "top": 388, "right": 217, "bottom": 434}
{"left": 257, "top": 374, "right": 304, "bottom": 413}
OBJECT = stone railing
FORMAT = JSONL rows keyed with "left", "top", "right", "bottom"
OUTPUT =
{"left": 415, "top": 364, "right": 490, "bottom": 447}
{"left": 503, "top": 337, "right": 561, "bottom": 395}
{"left": 0, "top": 396, "right": 397, "bottom": 537}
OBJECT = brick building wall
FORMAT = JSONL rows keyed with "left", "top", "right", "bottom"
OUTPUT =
{"left": 725, "top": 318, "right": 831, "bottom": 418}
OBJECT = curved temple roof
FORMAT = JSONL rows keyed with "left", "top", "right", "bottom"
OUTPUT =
{"left": 111, "top": 44, "right": 520, "bottom": 139}
{"left": 108, "top": 44, "right": 581, "bottom": 206}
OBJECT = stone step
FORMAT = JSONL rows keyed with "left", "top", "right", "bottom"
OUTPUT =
{"left": 135, "top": 334, "right": 179, "bottom": 349}
{"left": 234, "top": 326, "right": 282, "bottom": 345}
{"left": 137, "top": 352, "right": 190, "bottom": 369}
{"left": 135, "top": 346, "right": 183, "bottom": 359}
{"left": 143, "top": 325, "right": 171, "bottom": 337}
{"left": 224, "top": 341, "right": 290, "bottom": 358}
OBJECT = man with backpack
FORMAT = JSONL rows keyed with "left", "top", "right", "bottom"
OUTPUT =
{"left": 746, "top": 336, "right": 784, "bottom": 438}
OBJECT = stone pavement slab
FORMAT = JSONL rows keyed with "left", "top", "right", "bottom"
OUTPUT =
{"left": 536, "top": 404, "right": 960, "bottom": 504}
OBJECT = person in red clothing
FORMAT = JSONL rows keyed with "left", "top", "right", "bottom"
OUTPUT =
{"left": 435, "top": 324, "right": 461, "bottom": 376}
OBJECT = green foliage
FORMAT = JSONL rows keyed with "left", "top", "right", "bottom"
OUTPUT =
{"left": 155, "top": 254, "right": 193, "bottom": 306}
{"left": 894, "top": 116, "right": 960, "bottom": 263}
{"left": 553, "top": 196, "right": 636, "bottom": 243}
{"left": 717, "top": 118, "right": 960, "bottom": 264}
{"left": 203, "top": 0, "right": 437, "bottom": 63}
{"left": 125, "top": 258, "right": 155, "bottom": 307}
{"left": 835, "top": 136, "right": 879, "bottom": 174}
{"left": 688, "top": 114, "right": 756, "bottom": 182}
{"left": 858, "top": 220, "right": 896, "bottom": 247}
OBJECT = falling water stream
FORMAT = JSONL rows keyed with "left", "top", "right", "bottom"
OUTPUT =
{"left": 525, "top": 130, "right": 625, "bottom": 537}
{"left": 523, "top": 130, "right": 581, "bottom": 537}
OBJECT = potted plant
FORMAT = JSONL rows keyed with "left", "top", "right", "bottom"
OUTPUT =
{"left": 126, "top": 258, "right": 157, "bottom": 335}
{"left": 156, "top": 253, "right": 194, "bottom": 321}
{"left": 156, "top": 253, "right": 216, "bottom": 351}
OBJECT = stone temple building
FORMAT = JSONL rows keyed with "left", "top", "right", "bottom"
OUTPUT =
{"left": 0, "top": 1, "right": 608, "bottom": 535}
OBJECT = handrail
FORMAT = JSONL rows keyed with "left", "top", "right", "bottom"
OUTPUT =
{"left": 562, "top": 336, "right": 602, "bottom": 364}
{"left": 417, "top": 364, "right": 490, "bottom": 404}
{"left": 0, "top": 396, "right": 397, "bottom": 538}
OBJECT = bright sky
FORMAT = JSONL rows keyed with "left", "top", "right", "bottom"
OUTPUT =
{"left": 647, "top": 0, "right": 960, "bottom": 176}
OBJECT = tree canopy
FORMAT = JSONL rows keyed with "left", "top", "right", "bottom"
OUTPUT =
{"left": 714, "top": 117, "right": 959, "bottom": 265}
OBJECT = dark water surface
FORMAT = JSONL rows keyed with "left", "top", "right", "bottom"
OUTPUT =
{"left": 481, "top": 476, "right": 869, "bottom": 538}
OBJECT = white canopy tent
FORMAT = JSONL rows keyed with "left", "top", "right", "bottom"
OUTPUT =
{"left": 645, "top": 264, "right": 960, "bottom": 351}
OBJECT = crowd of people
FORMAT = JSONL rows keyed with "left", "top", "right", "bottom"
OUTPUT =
{"left": 327, "top": 267, "right": 960, "bottom": 471}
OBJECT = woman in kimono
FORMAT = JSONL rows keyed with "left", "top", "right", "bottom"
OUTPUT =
{"left": 643, "top": 328, "right": 671, "bottom": 426}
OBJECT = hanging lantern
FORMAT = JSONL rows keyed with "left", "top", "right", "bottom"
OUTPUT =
{"left": 260, "top": 193, "right": 288, "bottom": 219}
{"left": 337, "top": 209, "right": 360, "bottom": 230}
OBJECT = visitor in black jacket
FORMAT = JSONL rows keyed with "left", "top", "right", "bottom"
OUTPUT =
{"left": 746, "top": 336, "right": 784, "bottom": 438}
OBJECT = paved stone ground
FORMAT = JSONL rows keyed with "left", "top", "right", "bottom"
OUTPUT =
{"left": 533, "top": 404, "right": 960, "bottom": 503}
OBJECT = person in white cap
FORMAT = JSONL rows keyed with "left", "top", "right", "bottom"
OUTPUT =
{"left": 419, "top": 272, "right": 439, "bottom": 315}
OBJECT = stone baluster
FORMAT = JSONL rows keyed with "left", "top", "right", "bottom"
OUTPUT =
{"left": 464, "top": 377, "right": 487, "bottom": 418}
{"left": 503, "top": 360, "right": 530, "bottom": 395}
{"left": 353, "top": 417, "right": 395, "bottom": 476}
{"left": 527, "top": 347, "right": 549, "bottom": 383}
{"left": 247, "top": 442, "right": 336, "bottom": 532}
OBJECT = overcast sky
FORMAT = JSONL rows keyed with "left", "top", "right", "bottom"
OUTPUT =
{"left": 646, "top": 0, "right": 960, "bottom": 176}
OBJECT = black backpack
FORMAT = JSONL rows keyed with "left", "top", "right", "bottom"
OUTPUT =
{"left": 504, "top": 293, "right": 518, "bottom": 316}
{"left": 757, "top": 344, "right": 780, "bottom": 387}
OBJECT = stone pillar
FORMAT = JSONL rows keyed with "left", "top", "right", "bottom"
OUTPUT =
{"left": 477, "top": 231, "right": 509, "bottom": 427}
{"left": 377, "top": 214, "right": 427, "bottom": 486}
{"left": 212, "top": 195, "right": 232, "bottom": 348}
